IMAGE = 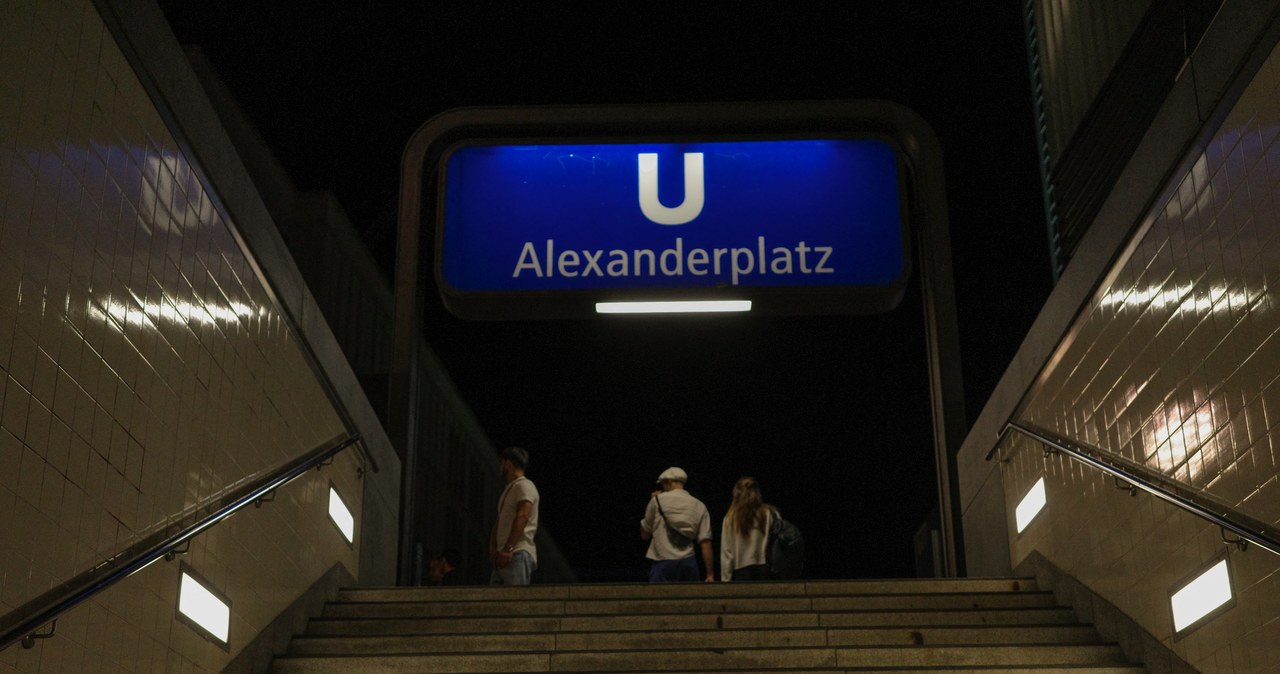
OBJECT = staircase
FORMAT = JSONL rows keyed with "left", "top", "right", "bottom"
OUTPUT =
{"left": 271, "top": 578, "right": 1144, "bottom": 672}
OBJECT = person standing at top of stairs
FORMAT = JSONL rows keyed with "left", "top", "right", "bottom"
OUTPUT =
{"left": 489, "top": 447, "right": 539, "bottom": 585}
{"left": 641, "top": 466, "right": 714, "bottom": 583}
{"left": 721, "top": 476, "right": 773, "bottom": 581}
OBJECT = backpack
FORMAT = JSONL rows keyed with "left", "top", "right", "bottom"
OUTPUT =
{"left": 767, "top": 508, "right": 805, "bottom": 579}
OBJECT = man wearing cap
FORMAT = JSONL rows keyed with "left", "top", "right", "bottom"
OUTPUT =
{"left": 640, "top": 467, "right": 714, "bottom": 582}
{"left": 489, "top": 446, "right": 539, "bottom": 585}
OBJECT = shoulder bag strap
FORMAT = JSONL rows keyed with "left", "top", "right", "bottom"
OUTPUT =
{"left": 654, "top": 495, "right": 691, "bottom": 544}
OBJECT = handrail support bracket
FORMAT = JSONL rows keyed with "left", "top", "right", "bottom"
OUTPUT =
{"left": 20, "top": 620, "right": 56, "bottom": 649}
{"left": 164, "top": 540, "right": 191, "bottom": 562}
{"left": 1222, "top": 528, "right": 1250, "bottom": 552}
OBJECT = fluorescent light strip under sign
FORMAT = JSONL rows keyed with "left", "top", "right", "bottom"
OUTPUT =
{"left": 596, "top": 300, "right": 752, "bottom": 314}
{"left": 178, "top": 571, "right": 230, "bottom": 644}
{"left": 1171, "top": 559, "right": 1232, "bottom": 632}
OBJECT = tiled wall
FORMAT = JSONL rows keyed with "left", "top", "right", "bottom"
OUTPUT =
{"left": 1002, "top": 36, "right": 1280, "bottom": 673}
{"left": 0, "top": 0, "right": 362, "bottom": 671}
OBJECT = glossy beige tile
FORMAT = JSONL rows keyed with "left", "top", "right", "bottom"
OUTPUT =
{"left": 1006, "top": 33, "right": 1280, "bottom": 674}
{"left": 0, "top": 0, "right": 360, "bottom": 670}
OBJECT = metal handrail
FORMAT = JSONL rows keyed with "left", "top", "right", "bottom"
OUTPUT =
{"left": 994, "top": 421, "right": 1280, "bottom": 557}
{"left": 0, "top": 433, "right": 363, "bottom": 652}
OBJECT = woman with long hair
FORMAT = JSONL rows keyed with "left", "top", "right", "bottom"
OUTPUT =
{"left": 720, "top": 476, "right": 773, "bottom": 581}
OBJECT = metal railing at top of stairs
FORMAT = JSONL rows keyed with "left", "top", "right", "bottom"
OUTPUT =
{"left": 0, "top": 433, "right": 365, "bottom": 653}
{"left": 991, "top": 421, "right": 1280, "bottom": 557}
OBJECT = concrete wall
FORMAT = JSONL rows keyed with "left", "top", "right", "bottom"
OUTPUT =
{"left": 0, "top": 0, "right": 397, "bottom": 670}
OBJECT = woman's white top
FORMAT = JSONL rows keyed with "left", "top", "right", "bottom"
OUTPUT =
{"left": 720, "top": 508, "right": 771, "bottom": 580}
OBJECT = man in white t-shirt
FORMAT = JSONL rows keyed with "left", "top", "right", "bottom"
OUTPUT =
{"left": 489, "top": 447, "right": 539, "bottom": 585}
{"left": 640, "top": 466, "right": 714, "bottom": 582}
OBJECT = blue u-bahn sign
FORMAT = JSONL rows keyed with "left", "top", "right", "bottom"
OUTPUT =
{"left": 442, "top": 139, "right": 905, "bottom": 291}
{"left": 409, "top": 103, "right": 922, "bottom": 319}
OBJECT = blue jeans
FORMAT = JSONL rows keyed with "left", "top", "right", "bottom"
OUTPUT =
{"left": 648, "top": 556, "right": 698, "bottom": 582}
{"left": 490, "top": 550, "right": 534, "bottom": 585}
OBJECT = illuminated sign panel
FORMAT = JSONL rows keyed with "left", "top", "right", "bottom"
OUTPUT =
{"left": 434, "top": 134, "right": 910, "bottom": 319}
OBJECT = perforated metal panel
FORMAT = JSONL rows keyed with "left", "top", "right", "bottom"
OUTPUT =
{"left": 1027, "top": 0, "right": 1223, "bottom": 276}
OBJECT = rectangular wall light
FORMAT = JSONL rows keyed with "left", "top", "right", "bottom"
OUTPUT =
{"left": 1015, "top": 477, "right": 1046, "bottom": 533}
{"left": 596, "top": 300, "right": 752, "bottom": 314}
{"left": 177, "top": 566, "right": 230, "bottom": 646}
{"left": 1171, "top": 558, "right": 1233, "bottom": 633}
{"left": 328, "top": 485, "right": 355, "bottom": 544}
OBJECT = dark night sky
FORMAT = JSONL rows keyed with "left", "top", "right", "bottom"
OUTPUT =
{"left": 157, "top": 2, "right": 1053, "bottom": 581}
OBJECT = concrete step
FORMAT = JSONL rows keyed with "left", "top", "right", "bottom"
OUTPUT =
{"left": 275, "top": 661, "right": 1145, "bottom": 674}
{"left": 865, "top": 670, "right": 1144, "bottom": 674}
{"left": 321, "top": 592, "right": 1059, "bottom": 619}
{"left": 272, "top": 643, "right": 1134, "bottom": 672}
{"left": 835, "top": 644, "right": 1133, "bottom": 669}
{"left": 274, "top": 579, "right": 1142, "bottom": 673}
{"left": 304, "top": 606, "right": 1080, "bottom": 635}
{"left": 287, "top": 624, "right": 1107, "bottom": 656}
{"left": 603, "top": 670, "right": 1145, "bottom": 674}
{"left": 335, "top": 578, "right": 1039, "bottom": 603}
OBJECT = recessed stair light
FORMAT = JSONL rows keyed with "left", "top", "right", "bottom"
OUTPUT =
{"left": 1015, "top": 477, "right": 1046, "bottom": 533}
{"left": 1171, "top": 558, "right": 1233, "bottom": 633}
{"left": 177, "top": 566, "right": 230, "bottom": 646}
{"left": 328, "top": 485, "right": 355, "bottom": 544}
